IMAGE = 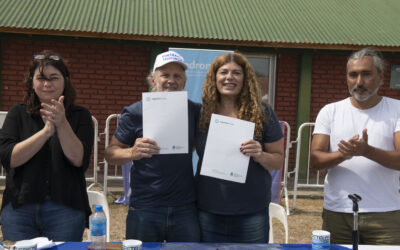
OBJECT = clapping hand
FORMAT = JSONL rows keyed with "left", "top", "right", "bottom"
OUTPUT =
{"left": 40, "top": 96, "right": 67, "bottom": 138}
{"left": 338, "top": 128, "right": 369, "bottom": 159}
{"left": 40, "top": 96, "right": 66, "bottom": 127}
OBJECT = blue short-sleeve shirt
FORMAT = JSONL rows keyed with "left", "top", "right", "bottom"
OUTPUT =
{"left": 115, "top": 100, "right": 201, "bottom": 208}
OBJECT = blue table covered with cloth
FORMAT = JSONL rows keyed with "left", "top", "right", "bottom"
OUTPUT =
{"left": 49, "top": 242, "right": 350, "bottom": 249}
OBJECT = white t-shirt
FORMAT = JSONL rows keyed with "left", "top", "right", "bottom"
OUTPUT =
{"left": 314, "top": 97, "right": 400, "bottom": 213}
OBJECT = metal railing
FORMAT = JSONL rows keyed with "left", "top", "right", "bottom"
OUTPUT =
{"left": 101, "top": 114, "right": 122, "bottom": 198}
{"left": 86, "top": 116, "right": 100, "bottom": 189}
{"left": 281, "top": 121, "right": 292, "bottom": 215}
{"left": 290, "top": 122, "right": 324, "bottom": 210}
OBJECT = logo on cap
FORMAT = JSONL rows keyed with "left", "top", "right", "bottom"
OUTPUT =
{"left": 153, "top": 51, "right": 187, "bottom": 72}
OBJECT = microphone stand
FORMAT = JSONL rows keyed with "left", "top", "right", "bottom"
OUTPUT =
{"left": 348, "top": 194, "right": 362, "bottom": 250}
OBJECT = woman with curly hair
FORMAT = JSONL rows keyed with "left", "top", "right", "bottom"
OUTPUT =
{"left": 0, "top": 50, "right": 94, "bottom": 241}
{"left": 196, "top": 52, "right": 284, "bottom": 243}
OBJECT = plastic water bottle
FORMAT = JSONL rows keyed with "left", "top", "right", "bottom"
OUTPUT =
{"left": 90, "top": 205, "right": 107, "bottom": 250}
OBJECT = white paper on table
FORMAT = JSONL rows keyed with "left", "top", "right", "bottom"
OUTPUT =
{"left": 29, "top": 237, "right": 56, "bottom": 249}
{"left": 142, "top": 91, "right": 188, "bottom": 154}
{"left": 200, "top": 114, "right": 255, "bottom": 183}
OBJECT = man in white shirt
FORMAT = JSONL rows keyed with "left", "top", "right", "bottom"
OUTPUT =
{"left": 310, "top": 47, "right": 400, "bottom": 245}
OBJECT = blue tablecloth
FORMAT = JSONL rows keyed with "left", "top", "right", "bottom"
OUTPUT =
{"left": 50, "top": 242, "right": 351, "bottom": 250}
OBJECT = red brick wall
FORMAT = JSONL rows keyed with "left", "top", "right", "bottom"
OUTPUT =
{"left": 1, "top": 39, "right": 150, "bottom": 175}
{"left": 275, "top": 52, "right": 299, "bottom": 139}
{"left": 274, "top": 53, "right": 300, "bottom": 172}
{"left": 310, "top": 54, "right": 348, "bottom": 122}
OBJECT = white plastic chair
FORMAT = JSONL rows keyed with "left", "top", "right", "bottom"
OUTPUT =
{"left": 87, "top": 190, "right": 110, "bottom": 242}
{"left": 269, "top": 202, "right": 289, "bottom": 243}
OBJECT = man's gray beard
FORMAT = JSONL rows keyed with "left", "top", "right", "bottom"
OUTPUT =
{"left": 350, "top": 84, "right": 381, "bottom": 102}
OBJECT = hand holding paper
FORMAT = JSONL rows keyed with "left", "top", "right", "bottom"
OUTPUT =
{"left": 240, "top": 139, "right": 264, "bottom": 161}
{"left": 200, "top": 114, "right": 255, "bottom": 183}
{"left": 131, "top": 137, "right": 160, "bottom": 160}
{"left": 142, "top": 91, "right": 188, "bottom": 154}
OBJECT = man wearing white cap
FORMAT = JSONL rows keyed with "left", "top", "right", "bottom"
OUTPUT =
{"left": 105, "top": 51, "right": 201, "bottom": 242}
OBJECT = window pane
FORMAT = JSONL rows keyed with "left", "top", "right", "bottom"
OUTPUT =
{"left": 246, "top": 56, "right": 272, "bottom": 104}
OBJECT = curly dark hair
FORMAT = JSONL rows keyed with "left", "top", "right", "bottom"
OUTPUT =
{"left": 23, "top": 50, "right": 76, "bottom": 117}
{"left": 200, "top": 52, "right": 265, "bottom": 138}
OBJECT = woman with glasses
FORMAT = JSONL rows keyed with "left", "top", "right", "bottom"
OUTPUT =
{"left": 196, "top": 53, "right": 284, "bottom": 243}
{"left": 0, "top": 50, "right": 94, "bottom": 241}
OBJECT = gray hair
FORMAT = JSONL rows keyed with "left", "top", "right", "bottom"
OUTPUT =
{"left": 147, "top": 71, "right": 156, "bottom": 92}
{"left": 347, "top": 47, "right": 386, "bottom": 74}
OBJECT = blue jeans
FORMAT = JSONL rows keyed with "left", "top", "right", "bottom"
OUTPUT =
{"left": 198, "top": 208, "right": 270, "bottom": 243}
{"left": 1, "top": 201, "right": 85, "bottom": 241}
{"left": 126, "top": 203, "right": 200, "bottom": 242}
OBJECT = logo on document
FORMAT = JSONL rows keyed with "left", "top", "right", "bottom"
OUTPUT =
{"left": 230, "top": 172, "right": 242, "bottom": 177}
{"left": 214, "top": 118, "right": 233, "bottom": 126}
{"left": 172, "top": 145, "right": 184, "bottom": 150}
{"left": 218, "top": 120, "right": 234, "bottom": 126}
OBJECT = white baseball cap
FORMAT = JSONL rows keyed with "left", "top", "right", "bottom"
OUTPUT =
{"left": 152, "top": 51, "right": 187, "bottom": 72}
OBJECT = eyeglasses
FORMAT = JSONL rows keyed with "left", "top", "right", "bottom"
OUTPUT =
{"left": 33, "top": 54, "right": 61, "bottom": 61}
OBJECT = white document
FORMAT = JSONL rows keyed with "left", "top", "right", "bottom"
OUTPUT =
{"left": 30, "top": 237, "right": 56, "bottom": 249}
{"left": 142, "top": 91, "right": 188, "bottom": 154}
{"left": 200, "top": 114, "right": 255, "bottom": 183}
